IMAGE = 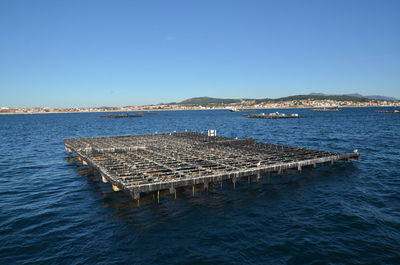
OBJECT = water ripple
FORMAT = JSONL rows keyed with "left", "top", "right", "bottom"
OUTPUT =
{"left": 0, "top": 109, "right": 399, "bottom": 264}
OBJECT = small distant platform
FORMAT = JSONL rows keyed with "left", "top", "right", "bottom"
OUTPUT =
{"left": 101, "top": 113, "right": 143, "bottom": 118}
{"left": 376, "top": 110, "right": 399, "bottom": 114}
{"left": 64, "top": 132, "right": 359, "bottom": 201}
{"left": 245, "top": 112, "right": 299, "bottom": 119}
{"left": 230, "top": 109, "right": 256, "bottom": 112}
{"left": 311, "top": 108, "right": 342, "bottom": 112}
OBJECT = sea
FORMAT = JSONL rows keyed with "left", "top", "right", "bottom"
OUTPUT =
{"left": 0, "top": 108, "right": 399, "bottom": 265}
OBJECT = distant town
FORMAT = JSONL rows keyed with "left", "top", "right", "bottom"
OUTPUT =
{"left": 1, "top": 94, "right": 399, "bottom": 114}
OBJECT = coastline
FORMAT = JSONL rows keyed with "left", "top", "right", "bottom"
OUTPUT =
{"left": 0, "top": 105, "right": 397, "bottom": 115}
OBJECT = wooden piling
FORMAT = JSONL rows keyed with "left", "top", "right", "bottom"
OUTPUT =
{"left": 112, "top": 184, "right": 121, "bottom": 192}
{"left": 101, "top": 175, "right": 108, "bottom": 183}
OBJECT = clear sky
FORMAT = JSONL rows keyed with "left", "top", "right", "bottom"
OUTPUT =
{"left": 1, "top": 0, "right": 399, "bottom": 108}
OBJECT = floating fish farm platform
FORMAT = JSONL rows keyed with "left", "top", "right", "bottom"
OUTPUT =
{"left": 376, "top": 110, "right": 399, "bottom": 113}
{"left": 101, "top": 113, "right": 143, "bottom": 118}
{"left": 245, "top": 113, "right": 299, "bottom": 119}
{"left": 64, "top": 132, "right": 360, "bottom": 201}
{"left": 311, "top": 108, "right": 342, "bottom": 112}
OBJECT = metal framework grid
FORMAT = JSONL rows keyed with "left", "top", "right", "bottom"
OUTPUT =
{"left": 64, "top": 132, "right": 359, "bottom": 199}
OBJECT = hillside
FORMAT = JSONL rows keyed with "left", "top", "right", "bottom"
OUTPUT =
{"left": 179, "top": 97, "right": 241, "bottom": 105}
{"left": 310, "top": 93, "right": 398, "bottom": 101}
{"left": 273, "top": 94, "right": 369, "bottom": 102}
{"left": 171, "top": 93, "right": 398, "bottom": 106}
{"left": 176, "top": 94, "right": 373, "bottom": 105}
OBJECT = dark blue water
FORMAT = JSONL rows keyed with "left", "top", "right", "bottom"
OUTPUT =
{"left": 0, "top": 108, "right": 399, "bottom": 264}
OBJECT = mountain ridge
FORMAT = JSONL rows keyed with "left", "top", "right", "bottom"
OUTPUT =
{"left": 174, "top": 93, "right": 398, "bottom": 105}
{"left": 309, "top": 93, "right": 398, "bottom": 101}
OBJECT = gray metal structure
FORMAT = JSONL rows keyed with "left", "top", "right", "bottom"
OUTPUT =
{"left": 64, "top": 132, "right": 360, "bottom": 200}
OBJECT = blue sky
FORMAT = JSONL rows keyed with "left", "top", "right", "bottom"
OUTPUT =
{"left": 1, "top": 0, "right": 399, "bottom": 107}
